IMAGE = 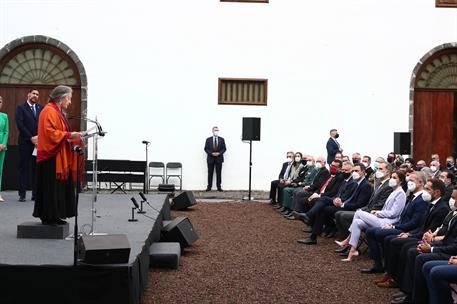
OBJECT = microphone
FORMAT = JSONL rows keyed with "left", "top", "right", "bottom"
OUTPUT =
{"left": 130, "top": 197, "right": 157, "bottom": 221}
{"left": 130, "top": 197, "right": 140, "bottom": 209}
{"left": 139, "top": 192, "right": 161, "bottom": 214}
{"left": 142, "top": 140, "right": 150, "bottom": 144}
{"left": 72, "top": 145, "right": 83, "bottom": 153}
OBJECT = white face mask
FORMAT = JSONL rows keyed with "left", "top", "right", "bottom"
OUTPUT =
{"left": 213, "top": 131, "right": 219, "bottom": 136}
{"left": 375, "top": 171, "right": 385, "bottom": 179}
{"left": 286, "top": 157, "right": 293, "bottom": 163}
{"left": 352, "top": 172, "right": 361, "bottom": 180}
{"left": 422, "top": 191, "right": 432, "bottom": 202}
{"left": 407, "top": 181, "right": 417, "bottom": 192}
{"left": 315, "top": 162, "right": 323, "bottom": 169}
{"left": 406, "top": 176, "right": 410, "bottom": 182}
{"left": 449, "top": 198, "right": 456, "bottom": 211}
{"left": 430, "top": 166, "right": 437, "bottom": 172}
{"left": 362, "top": 162, "right": 369, "bottom": 168}
{"left": 307, "top": 161, "right": 313, "bottom": 166}
{"left": 388, "top": 178, "right": 397, "bottom": 188}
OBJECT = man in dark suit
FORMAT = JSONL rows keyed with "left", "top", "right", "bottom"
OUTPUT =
{"left": 335, "top": 162, "right": 393, "bottom": 240}
{"left": 326, "top": 128, "right": 342, "bottom": 165}
{"left": 15, "top": 88, "right": 43, "bottom": 202}
{"left": 204, "top": 126, "right": 226, "bottom": 191}
{"left": 269, "top": 151, "right": 294, "bottom": 204}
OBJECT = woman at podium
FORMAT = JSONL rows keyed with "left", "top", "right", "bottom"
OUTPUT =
{"left": 33, "top": 85, "right": 83, "bottom": 226}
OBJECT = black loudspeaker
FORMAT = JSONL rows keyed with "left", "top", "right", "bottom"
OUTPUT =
{"left": 161, "top": 216, "right": 198, "bottom": 248}
{"left": 242, "top": 117, "right": 261, "bottom": 141}
{"left": 78, "top": 234, "right": 131, "bottom": 264}
{"left": 394, "top": 132, "right": 411, "bottom": 155}
{"left": 172, "top": 191, "right": 196, "bottom": 210}
{"left": 158, "top": 184, "right": 175, "bottom": 192}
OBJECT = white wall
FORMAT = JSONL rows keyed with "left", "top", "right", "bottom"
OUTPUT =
{"left": 1, "top": 0, "right": 457, "bottom": 190}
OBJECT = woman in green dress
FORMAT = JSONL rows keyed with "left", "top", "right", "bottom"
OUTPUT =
{"left": 0, "top": 96, "right": 8, "bottom": 202}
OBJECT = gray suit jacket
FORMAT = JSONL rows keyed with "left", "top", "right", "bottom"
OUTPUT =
{"left": 361, "top": 180, "right": 393, "bottom": 212}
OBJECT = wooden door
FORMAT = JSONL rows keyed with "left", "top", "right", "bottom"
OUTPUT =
{"left": 413, "top": 90, "right": 454, "bottom": 162}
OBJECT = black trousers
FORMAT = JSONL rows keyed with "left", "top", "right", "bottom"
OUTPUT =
{"left": 207, "top": 161, "right": 222, "bottom": 189}
{"left": 270, "top": 180, "right": 280, "bottom": 202}
{"left": 384, "top": 235, "right": 418, "bottom": 282}
{"left": 18, "top": 142, "right": 36, "bottom": 199}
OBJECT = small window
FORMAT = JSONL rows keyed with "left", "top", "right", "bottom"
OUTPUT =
{"left": 436, "top": 0, "right": 457, "bottom": 7}
{"left": 218, "top": 78, "right": 268, "bottom": 106}
{"left": 221, "top": 0, "right": 268, "bottom": 3}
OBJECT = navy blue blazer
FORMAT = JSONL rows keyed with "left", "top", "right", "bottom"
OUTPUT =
{"left": 394, "top": 193, "right": 428, "bottom": 232}
{"left": 15, "top": 102, "right": 43, "bottom": 145}
{"left": 326, "top": 137, "right": 340, "bottom": 164}
{"left": 204, "top": 136, "right": 226, "bottom": 164}
{"left": 341, "top": 178, "right": 373, "bottom": 211}
{"left": 335, "top": 178, "right": 357, "bottom": 201}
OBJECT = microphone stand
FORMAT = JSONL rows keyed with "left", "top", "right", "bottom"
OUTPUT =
{"left": 73, "top": 147, "right": 83, "bottom": 266}
{"left": 142, "top": 141, "right": 150, "bottom": 194}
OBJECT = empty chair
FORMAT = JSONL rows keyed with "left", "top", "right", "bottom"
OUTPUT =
{"left": 148, "top": 162, "right": 165, "bottom": 189}
{"left": 166, "top": 162, "right": 182, "bottom": 190}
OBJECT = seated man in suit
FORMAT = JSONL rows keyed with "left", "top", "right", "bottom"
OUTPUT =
{"left": 290, "top": 159, "right": 343, "bottom": 215}
{"left": 371, "top": 179, "right": 449, "bottom": 287}
{"left": 439, "top": 170, "right": 455, "bottom": 202}
{"left": 423, "top": 256, "right": 457, "bottom": 304}
{"left": 334, "top": 161, "right": 393, "bottom": 241}
{"left": 286, "top": 157, "right": 331, "bottom": 213}
{"left": 296, "top": 163, "right": 373, "bottom": 245}
{"left": 270, "top": 151, "right": 294, "bottom": 205}
{"left": 362, "top": 172, "right": 428, "bottom": 274}
{"left": 389, "top": 186, "right": 457, "bottom": 304}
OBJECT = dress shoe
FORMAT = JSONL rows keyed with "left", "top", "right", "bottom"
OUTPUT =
{"left": 377, "top": 278, "right": 398, "bottom": 288}
{"left": 55, "top": 218, "right": 68, "bottom": 225}
{"left": 339, "top": 251, "right": 349, "bottom": 257}
{"left": 217, "top": 188, "right": 223, "bottom": 192}
{"left": 205, "top": 188, "right": 211, "bottom": 192}
{"left": 41, "top": 220, "right": 58, "bottom": 226}
{"left": 281, "top": 209, "right": 291, "bottom": 216}
{"left": 390, "top": 295, "right": 411, "bottom": 304}
{"left": 324, "top": 230, "right": 336, "bottom": 238}
{"left": 274, "top": 204, "right": 283, "bottom": 210}
{"left": 19, "top": 197, "right": 26, "bottom": 202}
{"left": 297, "top": 237, "right": 317, "bottom": 245}
{"left": 392, "top": 291, "right": 407, "bottom": 299}
{"left": 360, "top": 267, "right": 384, "bottom": 274}
{"left": 302, "top": 226, "right": 313, "bottom": 233}
{"left": 277, "top": 206, "right": 286, "bottom": 213}
{"left": 291, "top": 211, "right": 310, "bottom": 224}
{"left": 285, "top": 214, "right": 295, "bottom": 220}
{"left": 373, "top": 275, "right": 391, "bottom": 284}
{"left": 335, "top": 246, "right": 350, "bottom": 253}
{"left": 31, "top": 196, "right": 35, "bottom": 201}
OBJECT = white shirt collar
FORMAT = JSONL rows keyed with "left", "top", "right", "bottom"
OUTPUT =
{"left": 430, "top": 197, "right": 441, "bottom": 206}
{"left": 413, "top": 189, "right": 424, "bottom": 199}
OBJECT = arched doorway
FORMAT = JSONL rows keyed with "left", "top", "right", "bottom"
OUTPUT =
{"left": 0, "top": 36, "right": 87, "bottom": 190}
{"left": 410, "top": 43, "right": 457, "bottom": 163}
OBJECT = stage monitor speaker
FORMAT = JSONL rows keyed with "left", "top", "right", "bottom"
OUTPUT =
{"left": 158, "top": 184, "right": 175, "bottom": 192}
{"left": 161, "top": 216, "right": 198, "bottom": 248}
{"left": 172, "top": 191, "right": 196, "bottom": 210}
{"left": 78, "top": 234, "right": 131, "bottom": 264}
{"left": 394, "top": 132, "right": 411, "bottom": 155}
{"left": 242, "top": 117, "right": 261, "bottom": 141}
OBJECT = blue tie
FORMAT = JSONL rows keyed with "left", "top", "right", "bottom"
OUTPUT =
{"left": 31, "top": 105, "right": 36, "bottom": 118}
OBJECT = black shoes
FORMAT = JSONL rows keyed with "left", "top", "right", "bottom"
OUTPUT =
{"left": 55, "top": 218, "right": 68, "bottom": 225}
{"left": 19, "top": 197, "right": 26, "bottom": 202}
{"left": 297, "top": 237, "right": 317, "bottom": 245}
{"left": 302, "top": 226, "right": 313, "bottom": 233}
{"left": 360, "top": 266, "right": 384, "bottom": 274}
{"left": 335, "top": 246, "right": 350, "bottom": 253}
{"left": 205, "top": 187, "right": 211, "bottom": 192}
{"left": 217, "top": 188, "right": 223, "bottom": 192}
{"left": 291, "top": 211, "right": 310, "bottom": 224}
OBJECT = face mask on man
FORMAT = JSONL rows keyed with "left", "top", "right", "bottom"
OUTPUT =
{"left": 286, "top": 157, "right": 293, "bottom": 163}
{"left": 315, "top": 162, "right": 323, "bottom": 169}
{"left": 352, "top": 159, "right": 360, "bottom": 164}
{"left": 387, "top": 157, "right": 395, "bottom": 163}
{"left": 329, "top": 166, "right": 338, "bottom": 175}
{"left": 334, "top": 133, "right": 339, "bottom": 139}
{"left": 447, "top": 162, "right": 454, "bottom": 169}
{"left": 375, "top": 171, "right": 385, "bottom": 179}
{"left": 407, "top": 181, "right": 417, "bottom": 192}
{"left": 362, "top": 162, "right": 369, "bottom": 168}
{"left": 430, "top": 166, "right": 438, "bottom": 172}
{"left": 307, "top": 161, "right": 313, "bottom": 167}
{"left": 449, "top": 198, "right": 456, "bottom": 211}
{"left": 352, "top": 172, "right": 361, "bottom": 180}
{"left": 213, "top": 131, "right": 219, "bottom": 136}
{"left": 422, "top": 191, "right": 432, "bottom": 202}
{"left": 342, "top": 172, "right": 351, "bottom": 179}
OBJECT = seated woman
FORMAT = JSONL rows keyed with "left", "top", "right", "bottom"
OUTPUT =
{"left": 335, "top": 171, "right": 407, "bottom": 262}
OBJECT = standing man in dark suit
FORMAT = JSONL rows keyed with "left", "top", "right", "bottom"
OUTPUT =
{"left": 204, "top": 126, "right": 226, "bottom": 191}
{"left": 326, "top": 129, "right": 342, "bottom": 165}
{"left": 15, "top": 88, "right": 43, "bottom": 202}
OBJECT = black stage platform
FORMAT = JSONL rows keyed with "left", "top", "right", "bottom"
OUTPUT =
{"left": 0, "top": 192, "right": 171, "bottom": 304}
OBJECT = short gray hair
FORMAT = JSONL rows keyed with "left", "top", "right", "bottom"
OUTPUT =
{"left": 48, "top": 85, "right": 72, "bottom": 103}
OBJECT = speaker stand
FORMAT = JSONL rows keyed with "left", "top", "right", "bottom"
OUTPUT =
{"left": 242, "top": 140, "right": 253, "bottom": 201}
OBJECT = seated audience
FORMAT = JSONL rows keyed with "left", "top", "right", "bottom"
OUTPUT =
{"left": 362, "top": 155, "right": 374, "bottom": 180}
{"left": 429, "top": 160, "right": 442, "bottom": 178}
{"left": 352, "top": 153, "right": 361, "bottom": 164}
{"left": 422, "top": 256, "right": 457, "bottom": 304}
{"left": 269, "top": 151, "right": 294, "bottom": 204}
{"left": 439, "top": 170, "right": 455, "bottom": 201}
{"left": 335, "top": 171, "right": 406, "bottom": 262}
{"left": 446, "top": 156, "right": 456, "bottom": 174}
{"left": 415, "top": 159, "right": 426, "bottom": 171}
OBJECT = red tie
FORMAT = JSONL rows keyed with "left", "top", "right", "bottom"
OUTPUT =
{"left": 319, "top": 176, "right": 334, "bottom": 194}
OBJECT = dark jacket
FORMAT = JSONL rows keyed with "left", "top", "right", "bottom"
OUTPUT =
{"left": 432, "top": 213, "right": 457, "bottom": 255}
{"left": 335, "top": 177, "right": 357, "bottom": 201}
{"left": 15, "top": 102, "right": 43, "bottom": 145}
{"left": 277, "top": 162, "right": 290, "bottom": 180}
{"left": 204, "top": 136, "right": 226, "bottom": 164}
{"left": 307, "top": 168, "right": 330, "bottom": 193}
{"left": 341, "top": 178, "right": 373, "bottom": 211}
{"left": 361, "top": 180, "right": 393, "bottom": 212}
{"left": 410, "top": 197, "right": 450, "bottom": 238}
{"left": 394, "top": 193, "right": 428, "bottom": 232}
{"left": 326, "top": 138, "right": 339, "bottom": 164}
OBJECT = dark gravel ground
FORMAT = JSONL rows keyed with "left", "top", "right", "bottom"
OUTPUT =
{"left": 143, "top": 202, "right": 397, "bottom": 304}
